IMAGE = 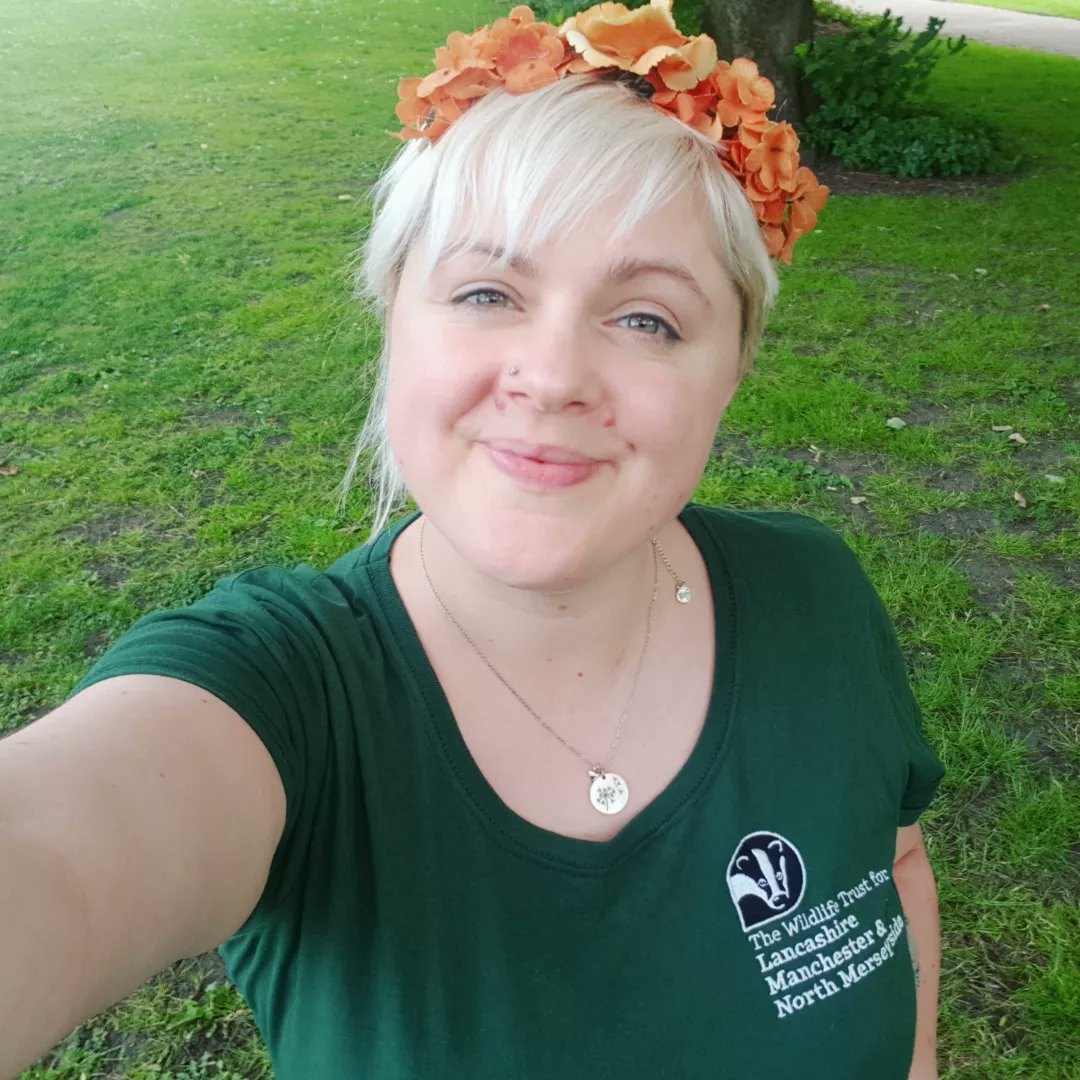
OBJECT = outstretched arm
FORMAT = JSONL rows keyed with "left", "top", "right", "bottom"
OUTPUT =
{"left": 894, "top": 823, "right": 940, "bottom": 1080}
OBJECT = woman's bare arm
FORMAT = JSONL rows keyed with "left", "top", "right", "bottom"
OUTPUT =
{"left": 894, "top": 823, "right": 940, "bottom": 1080}
{"left": 0, "top": 675, "right": 286, "bottom": 1079}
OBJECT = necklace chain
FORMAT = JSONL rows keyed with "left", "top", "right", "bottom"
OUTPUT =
{"left": 418, "top": 519, "right": 661, "bottom": 774}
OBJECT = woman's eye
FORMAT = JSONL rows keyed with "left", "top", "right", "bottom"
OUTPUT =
{"left": 455, "top": 288, "right": 510, "bottom": 307}
{"left": 618, "top": 312, "right": 681, "bottom": 344}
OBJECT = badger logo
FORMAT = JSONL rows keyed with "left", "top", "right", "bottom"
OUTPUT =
{"left": 726, "top": 831, "right": 806, "bottom": 931}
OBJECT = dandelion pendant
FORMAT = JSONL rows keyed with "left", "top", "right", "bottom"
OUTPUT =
{"left": 589, "top": 769, "right": 629, "bottom": 815}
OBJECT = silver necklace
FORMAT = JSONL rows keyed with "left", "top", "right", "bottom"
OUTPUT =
{"left": 419, "top": 519, "right": 672, "bottom": 816}
{"left": 654, "top": 538, "right": 692, "bottom": 604}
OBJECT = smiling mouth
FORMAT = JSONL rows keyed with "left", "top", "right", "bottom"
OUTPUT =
{"left": 482, "top": 441, "right": 603, "bottom": 489}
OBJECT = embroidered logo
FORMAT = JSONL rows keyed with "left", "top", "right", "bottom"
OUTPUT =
{"left": 726, "top": 831, "right": 807, "bottom": 931}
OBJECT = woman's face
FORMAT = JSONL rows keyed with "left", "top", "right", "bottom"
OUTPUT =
{"left": 386, "top": 191, "right": 745, "bottom": 590}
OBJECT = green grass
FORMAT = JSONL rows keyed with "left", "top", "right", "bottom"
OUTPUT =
{"left": 945, "top": 0, "right": 1080, "bottom": 19}
{"left": 2, "top": 1, "right": 1079, "bottom": 1077}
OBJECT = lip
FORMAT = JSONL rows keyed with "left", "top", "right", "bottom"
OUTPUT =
{"left": 483, "top": 439, "right": 600, "bottom": 465}
{"left": 481, "top": 439, "right": 604, "bottom": 489}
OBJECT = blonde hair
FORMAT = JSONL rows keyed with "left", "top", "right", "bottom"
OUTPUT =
{"left": 344, "top": 74, "right": 779, "bottom": 535}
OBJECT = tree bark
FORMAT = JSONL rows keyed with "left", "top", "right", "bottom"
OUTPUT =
{"left": 699, "top": 0, "right": 814, "bottom": 127}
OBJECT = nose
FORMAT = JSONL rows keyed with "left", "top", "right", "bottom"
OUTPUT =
{"left": 503, "top": 317, "right": 603, "bottom": 415}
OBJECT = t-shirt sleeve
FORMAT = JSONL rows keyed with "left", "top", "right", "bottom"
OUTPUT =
{"left": 70, "top": 564, "right": 333, "bottom": 922}
{"left": 858, "top": 565, "right": 945, "bottom": 827}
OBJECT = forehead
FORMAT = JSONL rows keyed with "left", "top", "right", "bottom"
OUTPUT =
{"left": 413, "top": 192, "right": 736, "bottom": 306}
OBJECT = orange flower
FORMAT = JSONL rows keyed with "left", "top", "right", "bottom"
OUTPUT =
{"left": 744, "top": 120, "right": 799, "bottom": 192}
{"left": 489, "top": 11, "right": 566, "bottom": 93}
{"left": 394, "top": 77, "right": 429, "bottom": 137}
{"left": 761, "top": 225, "right": 786, "bottom": 261}
{"left": 713, "top": 58, "right": 775, "bottom": 128}
{"left": 648, "top": 69, "right": 719, "bottom": 134}
{"left": 789, "top": 167, "right": 828, "bottom": 230}
{"left": 561, "top": 0, "right": 685, "bottom": 75}
{"left": 653, "top": 34, "right": 717, "bottom": 91}
{"left": 389, "top": 2, "right": 827, "bottom": 260}
{"left": 433, "top": 29, "right": 496, "bottom": 75}
{"left": 393, "top": 81, "right": 468, "bottom": 142}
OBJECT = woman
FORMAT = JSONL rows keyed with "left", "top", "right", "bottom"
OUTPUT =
{"left": 0, "top": 3, "right": 943, "bottom": 1078}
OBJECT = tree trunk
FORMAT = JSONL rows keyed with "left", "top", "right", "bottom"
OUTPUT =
{"left": 699, "top": 0, "right": 814, "bottom": 127}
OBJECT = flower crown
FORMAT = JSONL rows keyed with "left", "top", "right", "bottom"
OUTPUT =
{"left": 393, "top": 0, "right": 828, "bottom": 263}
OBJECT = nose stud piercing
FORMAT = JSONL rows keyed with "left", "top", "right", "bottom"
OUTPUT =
{"left": 508, "top": 366, "right": 520, "bottom": 376}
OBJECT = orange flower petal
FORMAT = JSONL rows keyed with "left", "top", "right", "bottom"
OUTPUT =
{"left": 653, "top": 34, "right": 717, "bottom": 90}
{"left": 563, "top": 1, "right": 684, "bottom": 73}
{"left": 505, "top": 60, "right": 562, "bottom": 93}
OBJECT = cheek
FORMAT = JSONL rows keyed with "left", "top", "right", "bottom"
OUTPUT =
{"left": 385, "top": 326, "right": 497, "bottom": 458}
{"left": 626, "top": 367, "right": 728, "bottom": 457}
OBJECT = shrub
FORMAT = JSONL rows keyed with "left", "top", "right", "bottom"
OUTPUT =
{"left": 807, "top": 112, "right": 1001, "bottom": 177}
{"left": 793, "top": 11, "right": 1004, "bottom": 177}
{"left": 813, "top": 1, "right": 880, "bottom": 33}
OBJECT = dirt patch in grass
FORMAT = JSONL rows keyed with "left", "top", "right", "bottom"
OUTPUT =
{"left": 60, "top": 512, "right": 156, "bottom": 543}
{"left": 87, "top": 557, "right": 131, "bottom": 588}
{"left": 956, "top": 553, "right": 1080, "bottom": 610}
{"left": 1031, "top": 555, "right": 1080, "bottom": 592}
{"left": 813, "top": 155, "right": 1016, "bottom": 198}
{"left": 957, "top": 554, "right": 1016, "bottom": 608}
{"left": 83, "top": 630, "right": 110, "bottom": 657}
{"left": 919, "top": 464, "right": 983, "bottom": 494}
{"left": 822, "top": 449, "right": 891, "bottom": 485}
{"left": 185, "top": 404, "right": 248, "bottom": 426}
{"left": 917, "top": 509, "right": 1000, "bottom": 539}
{"left": 1009, "top": 439, "right": 1077, "bottom": 470}
{"left": 1006, "top": 709, "right": 1080, "bottom": 778}
{"left": 903, "top": 399, "right": 953, "bottom": 426}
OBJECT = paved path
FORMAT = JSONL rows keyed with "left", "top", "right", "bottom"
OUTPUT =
{"left": 848, "top": 0, "right": 1080, "bottom": 57}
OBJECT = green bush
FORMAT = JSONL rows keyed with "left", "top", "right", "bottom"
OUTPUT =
{"left": 813, "top": 1, "right": 880, "bottom": 32}
{"left": 794, "top": 11, "right": 1004, "bottom": 177}
{"left": 806, "top": 111, "right": 1001, "bottom": 177}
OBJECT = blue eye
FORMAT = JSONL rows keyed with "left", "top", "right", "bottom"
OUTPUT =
{"left": 455, "top": 288, "right": 509, "bottom": 307}
{"left": 618, "top": 312, "right": 681, "bottom": 344}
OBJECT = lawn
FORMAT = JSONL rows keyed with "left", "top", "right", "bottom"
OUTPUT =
{"left": 1, "top": 0, "right": 1078, "bottom": 1078}
{"left": 944, "top": 0, "right": 1080, "bottom": 19}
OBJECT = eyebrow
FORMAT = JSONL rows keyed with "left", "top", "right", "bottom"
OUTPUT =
{"left": 435, "top": 241, "right": 714, "bottom": 313}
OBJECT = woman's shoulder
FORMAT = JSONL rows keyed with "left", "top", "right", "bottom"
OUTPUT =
{"left": 683, "top": 501, "right": 859, "bottom": 567}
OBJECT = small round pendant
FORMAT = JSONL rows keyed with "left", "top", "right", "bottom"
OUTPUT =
{"left": 589, "top": 771, "right": 629, "bottom": 815}
{"left": 676, "top": 583, "right": 692, "bottom": 604}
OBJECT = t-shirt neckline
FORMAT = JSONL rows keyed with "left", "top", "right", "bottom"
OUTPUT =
{"left": 364, "top": 504, "right": 739, "bottom": 873}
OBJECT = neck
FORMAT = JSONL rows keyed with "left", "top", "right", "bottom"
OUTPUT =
{"left": 396, "top": 516, "right": 674, "bottom": 701}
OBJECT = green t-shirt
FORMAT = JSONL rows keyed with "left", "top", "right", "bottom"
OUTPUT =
{"left": 74, "top": 503, "right": 943, "bottom": 1078}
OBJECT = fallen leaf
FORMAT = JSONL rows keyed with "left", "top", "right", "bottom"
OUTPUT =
{"left": 0, "top": 464, "right": 19, "bottom": 477}
{"left": 808, "top": 443, "right": 822, "bottom": 464}
{"left": 190, "top": 469, "right": 207, "bottom": 478}
{"left": 1008, "top": 432, "right": 1028, "bottom": 445}
{"left": 1013, "top": 491, "right": 1027, "bottom": 508}
{"left": 974, "top": 267, "right": 988, "bottom": 276}
{"left": 991, "top": 425, "right": 1013, "bottom": 432}
{"left": 850, "top": 496, "right": 868, "bottom": 505}
{"left": 886, "top": 417, "right": 906, "bottom": 430}
{"left": 947, "top": 273, "right": 959, "bottom": 280}
{"left": 1045, "top": 474, "right": 1065, "bottom": 484}
{"left": 1035, "top": 303, "right": 1051, "bottom": 312}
